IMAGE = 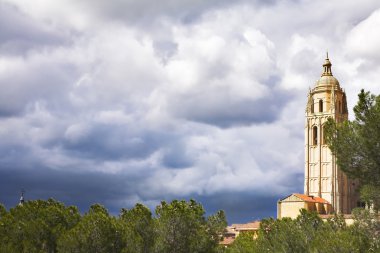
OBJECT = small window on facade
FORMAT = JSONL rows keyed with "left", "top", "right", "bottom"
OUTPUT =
{"left": 313, "top": 126, "right": 318, "bottom": 145}
{"left": 319, "top": 99, "right": 323, "bottom": 112}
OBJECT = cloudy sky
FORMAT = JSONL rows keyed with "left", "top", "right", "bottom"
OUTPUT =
{"left": 1, "top": 0, "right": 380, "bottom": 223}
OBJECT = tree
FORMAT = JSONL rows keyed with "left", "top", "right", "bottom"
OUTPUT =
{"left": 120, "top": 203, "right": 155, "bottom": 253}
{"left": 154, "top": 199, "right": 226, "bottom": 253}
{"left": 325, "top": 89, "right": 380, "bottom": 208}
{"left": 311, "top": 214, "right": 364, "bottom": 253}
{"left": 224, "top": 231, "right": 256, "bottom": 253}
{"left": 351, "top": 208, "right": 380, "bottom": 252}
{"left": 207, "top": 210, "right": 228, "bottom": 246}
{"left": 0, "top": 204, "right": 6, "bottom": 217}
{"left": 360, "top": 184, "right": 380, "bottom": 212}
{"left": 57, "top": 204, "right": 124, "bottom": 253}
{"left": 253, "top": 209, "right": 324, "bottom": 253}
{"left": 0, "top": 199, "right": 80, "bottom": 253}
{"left": 0, "top": 204, "right": 9, "bottom": 253}
{"left": 255, "top": 217, "right": 303, "bottom": 252}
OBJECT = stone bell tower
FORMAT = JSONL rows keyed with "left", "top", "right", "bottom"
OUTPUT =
{"left": 304, "top": 54, "right": 359, "bottom": 214}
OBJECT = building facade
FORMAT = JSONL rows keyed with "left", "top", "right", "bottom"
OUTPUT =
{"left": 277, "top": 193, "right": 332, "bottom": 219}
{"left": 304, "top": 54, "right": 359, "bottom": 214}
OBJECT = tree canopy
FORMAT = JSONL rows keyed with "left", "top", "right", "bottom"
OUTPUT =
{"left": 0, "top": 198, "right": 226, "bottom": 253}
{"left": 154, "top": 199, "right": 226, "bottom": 253}
{"left": 0, "top": 198, "right": 80, "bottom": 253}
{"left": 325, "top": 89, "right": 380, "bottom": 208}
{"left": 223, "top": 209, "right": 380, "bottom": 253}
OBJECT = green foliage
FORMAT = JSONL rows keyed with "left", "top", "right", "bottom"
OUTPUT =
{"left": 352, "top": 208, "right": 380, "bottom": 252}
{"left": 253, "top": 210, "right": 324, "bottom": 253}
{"left": 0, "top": 198, "right": 226, "bottom": 253}
{"left": 0, "top": 203, "right": 6, "bottom": 217}
{"left": 311, "top": 214, "right": 364, "bottom": 253}
{"left": 207, "top": 210, "right": 228, "bottom": 244}
{"left": 120, "top": 203, "right": 155, "bottom": 253}
{"left": 228, "top": 209, "right": 380, "bottom": 253}
{"left": 0, "top": 198, "right": 80, "bottom": 253}
{"left": 312, "top": 227, "right": 362, "bottom": 253}
{"left": 360, "top": 184, "right": 380, "bottom": 212}
{"left": 325, "top": 89, "right": 380, "bottom": 207}
{"left": 2, "top": 199, "right": 380, "bottom": 253}
{"left": 3, "top": 198, "right": 379, "bottom": 253}
{"left": 0, "top": 204, "right": 8, "bottom": 253}
{"left": 154, "top": 199, "right": 225, "bottom": 253}
{"left": 225, "top": 231, "right": 256, "bottom": 253}
{"left": 57, "top": 204, "right": 124, "bottom": 253}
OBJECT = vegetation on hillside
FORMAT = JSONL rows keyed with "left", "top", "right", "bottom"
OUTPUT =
{"left": 1, "top": 199, "right": 379, "bottom": 253}
{"left": 0, "top": 199, "right": 226, "bottom": 253}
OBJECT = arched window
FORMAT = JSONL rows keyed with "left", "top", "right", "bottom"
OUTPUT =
{"left": 319, "top": 99, "right": 323, "bottom": 112}
{"left": 313, "top": 126, "right": 318, "bottom": 145}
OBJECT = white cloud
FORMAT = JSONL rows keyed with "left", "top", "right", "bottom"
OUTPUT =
{"left": 345, "top": 8, "right": 380, "bottom": 61}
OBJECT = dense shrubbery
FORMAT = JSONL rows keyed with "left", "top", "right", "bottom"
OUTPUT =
{"left": 0, "top": 199, "right": 226, "bottom": 253}
{"left": 223, "top": 208, "right": 380, "bottom": 253}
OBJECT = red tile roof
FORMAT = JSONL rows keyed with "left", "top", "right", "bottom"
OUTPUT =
{"left": 293, "top": 193, "right": 330, "bottom": 204}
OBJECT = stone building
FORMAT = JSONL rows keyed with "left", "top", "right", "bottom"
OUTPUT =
{"left": 220, "top": 221, "right": 260, "bottom": 247}
{"left": 277, "top": 193, "right": 332, "bottom": 219}
{"left": 278, "top": 54, "right": 360, "bottom": 218}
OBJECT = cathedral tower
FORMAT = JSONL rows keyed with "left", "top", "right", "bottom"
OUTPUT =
{"left": 304, "top": 54, "right": 358, "bottom": 214}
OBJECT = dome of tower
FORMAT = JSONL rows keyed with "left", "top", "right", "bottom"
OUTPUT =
{"left": 316, "top": 75, "right": 340, "bottom": 88}
{"left": 315, "top": 53, "right": 340, "bottom": 89}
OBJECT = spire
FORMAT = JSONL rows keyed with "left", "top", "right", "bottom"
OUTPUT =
{"left": 322, "top": 52, "right": 333, "bottom": 76}
{"left": 19, "top": 189, "right": 25, "bottom": 206}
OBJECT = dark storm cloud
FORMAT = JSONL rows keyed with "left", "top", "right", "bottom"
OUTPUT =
{"left": 0, "top": 166, "right": 138, "bottom": 214}
{"left": 196, "top": 193, "right": 279, "bottom": 223}
{"left": 199, "top": 172, "right": 303, "bottom": 223}
{"left": 161, "top": 139, "right": 194, "bottom": 169}
{"left": 173, "top": 92, "right": 290, "bottom": 127}
{"left": 0, "top": 144, "right": 33, "bottom": 168}
{"left": 171, "top": 79, "right": 293, "bottom": 128}
{"left": 0, "top": 106, "right": 18, "bottom": 118}
{"left": 0, "top": 3, "right": 70, "bottom": 55}
{"left": 0, "top": 165, "right": 279, "bottom": 223}
{"left": 61, "top": 123, "right": 172, "bottom": 161}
